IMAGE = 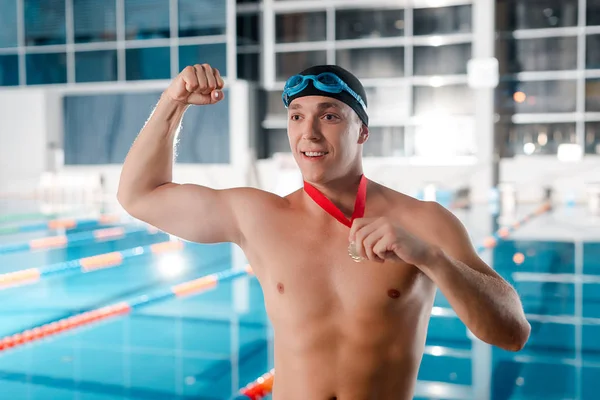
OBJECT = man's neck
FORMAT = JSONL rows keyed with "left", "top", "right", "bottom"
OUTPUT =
{"left": 304, "top": 170, "right": 365, "bottom": 218}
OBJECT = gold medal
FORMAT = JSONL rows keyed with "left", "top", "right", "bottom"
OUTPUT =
{"left": 347, "top": 242, "right": 365, "bottom": 263}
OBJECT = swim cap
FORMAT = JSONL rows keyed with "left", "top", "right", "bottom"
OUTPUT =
{"left": 286, "top": 65, "right": 369, "bottom": 126}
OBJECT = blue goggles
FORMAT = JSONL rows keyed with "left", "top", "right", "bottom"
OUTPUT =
{"left": 282, "top": 72, "right": 367, "bottom": 111}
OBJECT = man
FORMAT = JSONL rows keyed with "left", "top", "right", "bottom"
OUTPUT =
{"left": 117, "top": 63, "right": 530, "bottom": 400}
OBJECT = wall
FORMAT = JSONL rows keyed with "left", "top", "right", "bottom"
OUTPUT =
{"left": 0, "top": 88, "right": 57, "bottom": 195}
{"left": 2, "top": 81, "right": 598, "bottom": 208}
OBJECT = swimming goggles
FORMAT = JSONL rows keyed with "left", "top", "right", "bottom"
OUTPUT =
{"left": 282, "top": 72, "right": 367, "bottom": 111}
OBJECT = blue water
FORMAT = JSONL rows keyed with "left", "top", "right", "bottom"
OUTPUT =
{"left": 0, "top": 204, "right": 598, "bottom": 399}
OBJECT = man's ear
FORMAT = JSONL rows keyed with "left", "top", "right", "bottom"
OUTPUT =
{"left": 358, "top": 124, "right": 369, "bottom": 144}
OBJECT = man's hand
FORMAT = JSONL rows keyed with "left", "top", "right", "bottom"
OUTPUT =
{"left": 164, "top": 64, "right": 225, "bottom": 106}
{"left": 349, "top": 217, "right": 436, "bottom": 266}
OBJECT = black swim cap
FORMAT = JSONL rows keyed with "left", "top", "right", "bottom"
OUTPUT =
{"left": 286, "top": 65, "right": 369, "bottom": 126}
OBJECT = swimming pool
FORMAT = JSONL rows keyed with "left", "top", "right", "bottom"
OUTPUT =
{"left": 0, "top": 200, "right": 598, "bottom": 399}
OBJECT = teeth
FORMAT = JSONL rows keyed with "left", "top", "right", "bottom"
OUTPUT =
{"left": 304, "top": 152, "right": 326, "bottom": 157}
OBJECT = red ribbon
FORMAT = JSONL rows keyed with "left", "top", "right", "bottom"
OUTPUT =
{"left": 303, "top": 175, "right": 368, "bottom": 228}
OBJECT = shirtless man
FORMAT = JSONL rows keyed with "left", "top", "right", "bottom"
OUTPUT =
{"left": 117, "top": 63, "right": 531, "bottom": 400}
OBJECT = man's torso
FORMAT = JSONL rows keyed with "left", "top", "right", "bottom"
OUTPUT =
{"left": 238, "top": 182, "right": 438, "bottom": 400}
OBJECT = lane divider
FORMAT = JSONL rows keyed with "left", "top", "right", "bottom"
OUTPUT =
{"left": 0, "top": 215, "right": 121, "bottom": 236}
{"left": 0, "top": 240, "right": 184, "bottom": 289}
{"left": 476, "top": 202, "right": 552, "bottom": 253}
{"left": 233, "top": 201, "right": 554, "bottom": 400}
{"left": 0, "top": 225, "right": 161, "bottom": 255}
{"left": 0, "top": 265, "right": 254, "bottom": 353}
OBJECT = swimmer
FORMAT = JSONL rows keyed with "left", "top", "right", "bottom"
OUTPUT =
{"left": 117, "top": 63, "right": 531, "bottom": 400}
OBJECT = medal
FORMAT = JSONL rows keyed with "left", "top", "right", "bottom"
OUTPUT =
{"left": 304, "top": 175, "right": 368, "bottom": 262}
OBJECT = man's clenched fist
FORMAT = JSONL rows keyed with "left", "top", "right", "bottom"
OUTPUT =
{"left": 164, "top": 64, "right": 225, "bottom": 106}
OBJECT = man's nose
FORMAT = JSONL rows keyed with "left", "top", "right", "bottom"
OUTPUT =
{"left": 302, "top": 117, "right": 322, "bottom": 141}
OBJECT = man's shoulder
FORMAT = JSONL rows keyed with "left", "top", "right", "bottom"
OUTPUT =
{"left": 373, "top": 182, "right": 451, "bottom": 224}
{"left": 228, "top": 186, "right": 294, "bottom": 211}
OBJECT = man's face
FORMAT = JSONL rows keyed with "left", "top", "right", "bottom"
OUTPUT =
{"left": 287, "top": 95, "right": 368, "bottom": 183}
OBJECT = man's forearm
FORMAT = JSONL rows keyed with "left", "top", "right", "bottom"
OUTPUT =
{"left": 419, "top": 249, "right": 531, "bottom": 351}
{"left": 117, "top": 95, "right": 189, "bottom": 207}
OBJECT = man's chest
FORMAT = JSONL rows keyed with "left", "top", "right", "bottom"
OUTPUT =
{"left": 243, "top": 215, "right": 433, "bottom": 320}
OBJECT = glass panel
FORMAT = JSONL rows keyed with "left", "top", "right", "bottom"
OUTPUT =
{"left": 335, "top": 8, "right": 404, "bottom": 40}
{"left": 275, "top": 51, "right": 327, "bottom": 81}
{"left": 412, "top": 119, "right": 476, "bottom": 157}
{"left": 496, "top": 80, "right": 577, "bottom": 114}
{"left": 178, "top": 0, "right": 226, "bottom": 38}
{"left": 364, "top": 85, "right": 409, "bottom": 120}
{"left": 586, "top": 79, "right": 600, "bottom": 112}
{"left": 26, "top": 52, "right": 67, "bottom": 85}
{"left": 498, "top": 123, "right": 576, "bottom": 157}
{"left": 237, "top": 14, "right": 259, "bottom": 45}
{"left": 0, "top": 54, "right": 19, "bottom": 86}
{"left": 589, "top": 0, "right": 600, "bottom": 26}
{"left": 413, "top": 44, "right": 470, "bottom": 76}
{"left": 267, "top": 90, "right": 285, "bottom": 118}
{"left": 413, "top": 5, "right": 472, "bottom": 36}
{"left": 75, "top": 50, "right": 118, "bottom": 83}
{"left": 24, "top": 0, "right": 66, "bottom": 46}
{"left": 413, "top": 85, "right": 474, "bottom": 116}
{"left": 336, "top": 47, "right": 404, "bottom": 79}
{"left": 275, "top": 12, "right": 326, "bottom": 43}
{"left": 124, "top": 0, "right": 170, "bottom": 40}
{"left": 585, "top": 122, "right": 600, "bottom": 154}
{"left": 0, "top": 0, "right": 18, "bottom": 47}
{"left": 496, "top": 0, "right": 578, "bottom": 30}
{"left": 238, "top": 53, "right": 259, "bottom": 81}
{"left": 73, "top": 0, "right": 117, "bottom": 43}
{"left": 497, "top": 37, "right": 577, "bottom": 73}
{"left": 126, "top": 47, "right": 170, "bottom": 80}
{"left": 363, "top": 127, "right": 406, "bottom": 157}
{"left": 179, "top": 43, "right": 227, "bottom": 76}
{"left": 587, "top": 35, "right": 600, "bottom": 69}
{"left": 265, "top": 129, "right": 291, "bottom": 155}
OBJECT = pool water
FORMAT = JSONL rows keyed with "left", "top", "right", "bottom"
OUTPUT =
{"left": 0, "top": 202, "right": 598, "bottom": 399}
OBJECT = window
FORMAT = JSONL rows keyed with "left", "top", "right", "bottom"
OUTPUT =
{"left": 238, "top": 14, "right": 260, "bottom": 46}
{"left": 64, "top": 91, "right": 230, "bottom": 164}
{"left": 413, "top": 85, "right": 474, "bottom": 116}
{"left": 26, "top": 53, "right": 67, "bottom": 85}
{"left": 124, "top": 0, "right": 170, "bottom": 40}
{"left": 411, "top": 120, "right": 475, "bottom": 157}
{"left": 587, "top": 35, "right": 600, "bottom": 70}
{"left": 335, "top": 8, "right": 404, "bottom": 40}
{"left": 585, "top": 122, "right": 600, "bottom": 154}
{"left": 179, "top": 43, "right": 227, "bottom": 76}
{"left": 238, "top": 53, "right": 259, "bottom": 81}
{"left": 586, "top": 79, "right": 600, "bottom": 112}
{"left": 266, "top": 90, "right": 286, "bottom": 119}
{"left": 126, "top": 47, "right": 171, "bottom": 80}
{"left": 413, "top": 44, "right": 471, "bottom": 76}
{"left": 364, "top": 85, "right": 409, "bottom": 120}
{"left": 276, "top": 51, "right": 327, "bottom": 81}
{"left": 496, "top": 0, "right": 578, "bottom": 31}
{"left": 496, "top": 80, "right": 577, "bottom": 114}
{"left": 275, "top": 12, "right": 327, "bottom": 43}
{"left": 24, "top": 0, "right": 66, "bottom": 46}
{"left": 73, "top": 0, "right": 117, "bottom": 43}
{"left": 178, "top": 0, "right": 226, "bottom": 38}
{"left": 75, "top": 50, "right": 118, "bottom": 83}
{"left": 413, "top": 5, "right": 472, "bottom": 36}
{"left": 362, "top": 127, "right": 406, "bottom": 157}
{"left": 0, "top": 0, "right": 18, "bottom": 48}
{"left": 497, "top": 122, "right": 577, "bottom": 157}
{"left": 0, "top": 55, "right": 19, "bottom": 86}
{"left": 336, "top": 47, "right": 404, "bottom": 79}
{"left": 265, "top": 129, "right": 291, "bottom": 155}
{"left": 497, "top": 37, "right": 577, "bottom": 73}
{"left": 589, "top": 0, "right": 600, "bottom": 26}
